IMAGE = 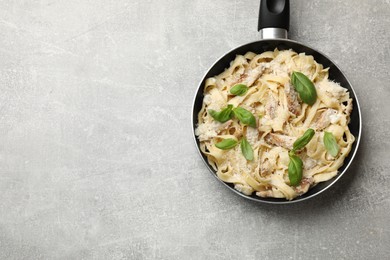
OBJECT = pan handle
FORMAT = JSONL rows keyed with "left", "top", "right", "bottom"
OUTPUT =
{"left": 258, "top": 0, "right": 289, "bottom": 39}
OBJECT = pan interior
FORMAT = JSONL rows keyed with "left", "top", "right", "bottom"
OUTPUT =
{"left": 193, "top": 39, "right": 361, "bottom": 203}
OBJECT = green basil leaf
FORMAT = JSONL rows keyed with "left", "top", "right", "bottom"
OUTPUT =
{"left": 291, "top": 71, "right": 317, "bottom": 105}
{"left": 292, "top": 128, "right": 315, "bottom": 152}
{"left": 288, "top": 154, "right": 303, "bottom": 186}
{"left": 230, "top": 84, "right": 248, "bottom": 96}
{"left": 324, "top": 131, "right": 339, "bottom": 157}
{"left": 240, "top": 137, "right": 254, "bottom": 161}
{"left": 208, "top": 104, "right": 233, "bottom": 123}
{"left": 232, "top": 107, "right": 256, "bottom": 128}
{"left": 215, "top": 138, "right": 237, "bottom": 150}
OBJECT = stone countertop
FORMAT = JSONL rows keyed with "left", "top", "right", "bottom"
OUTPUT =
{"left": 0, "top": 0, "right": 389, "bottom": 259}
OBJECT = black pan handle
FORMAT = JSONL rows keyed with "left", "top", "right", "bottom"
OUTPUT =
{"left": 258, "top": 0, "right": 290, "bottom": 37}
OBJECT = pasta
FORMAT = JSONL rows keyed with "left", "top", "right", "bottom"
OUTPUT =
{"left": 195, "top": 49, "right": 355, "bottom": 200}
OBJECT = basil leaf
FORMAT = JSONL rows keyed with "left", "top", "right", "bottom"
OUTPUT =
{"left": 292, "top": 128, "right": 315, "bottom": 152}
{"left": 288, "top": 154, "right": 303, "bottom": 186}
{"left": 208, "top": 105, "right": 233, "bottom": 123}
{"left": 291, "top": 71, "right": 317, "bottom": 105}
{"left": 232, "top": 107, "right": 256, "bottom": 128}
{"left": 230, "top": 84, "right": 248, "bottom": 96}
{"left": 240, "top": 137, "right": 254, "bottom": 161}
{"left": 215, "top": 138, "right": 237, "bottom": 150}
{"left": 324, "top": 131, "right": 339, "bottom": 157}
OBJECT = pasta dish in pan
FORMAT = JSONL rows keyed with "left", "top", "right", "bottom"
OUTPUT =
{"left": 195, "top": 49, "right": 355, "bottom": 200}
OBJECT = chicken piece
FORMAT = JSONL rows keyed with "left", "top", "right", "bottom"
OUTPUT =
{"left": 264, "top": 133, "right": 295, "bottom": 150}
{"left": 231, "top": 64, "right": 265, "bottom": 87}
{"left": 244, "top": 65, "right": 265, "bottom": 86}
{"left": 285, "top": 83, "right": 301, "bottom": 116}
{"left": 265, "top": 94, "right": 278, "bottom": 119}
{"left": 260, "top": 160, "right": 272, "bottom": 176}
{"left": 294, "top": 178, "right": 314, "bottom": 195}
{"left": 314, "top": 109, "right": 338, "bottom": 130}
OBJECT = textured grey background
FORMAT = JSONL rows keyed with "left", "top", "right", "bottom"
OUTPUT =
{"left": 0, "top": 0, "right": 389, "bottom": 259}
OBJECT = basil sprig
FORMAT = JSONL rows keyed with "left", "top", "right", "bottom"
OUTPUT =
{"left": 288, "top": 154, "right": 303, "bottom": 186}
{"left": 215, "top": 138, "right": 238, "bottom": 150}
{"left": 210, "top": 104, "right": 257, "bottom": 158}
{"left": 287, "top": 128, "right": 316, "bottom": 186}
{"left": 233, "top": 107, "right": 256, "bottom": 128}
{"left": 324, "top": 131, "right": 340, "bottom": 157}
{"left": 240, "top": 137, "right": 254, "bottom": 161}
{"left": 292, "top": 128, "right": 315, "bottom": 152}
{"left": 208, "top": 105, "right": 233, "bottom": 123}
{"left": 291, "top": 71, "right": 317, "bottom": 105}
{"left": 209, "top": 105, "right": 256, "bottom": 128}
{"left": 215, "top": 136, "right": 254, "bottom": 161}
{"left": 230, "top": 84, "right": 248, "bottom": 96}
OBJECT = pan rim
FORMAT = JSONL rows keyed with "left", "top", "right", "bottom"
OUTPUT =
{"left": 191, "top": 38, "right": 362, "bottom": 204}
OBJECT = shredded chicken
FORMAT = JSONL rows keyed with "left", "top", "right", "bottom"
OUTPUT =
{"left": 294, "top": 178, "right": 314, "bottom": 195}
{"left": 232, "top": 64, "right": 265, "bottom": 87}
{"left": 264, "top": 133, "right": 295, "bottom": 150}
{"left": 285, "top": 83, "right": 301, "bottom": 116}
{"left": 244, "top": 65, "right": 265, "bottom": 86}
{"left": 265, "top": 94, "right": 278, "bottom": 119}
{"left": 260, "top": 160, "right": 273, "bottom": 176}
{"left": 314, "top": 109, "right": 338, "bottom": 130}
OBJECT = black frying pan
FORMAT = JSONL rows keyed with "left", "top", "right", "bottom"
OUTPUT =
{"left": 192, "top": 0, "right": 361, "bottom": 204}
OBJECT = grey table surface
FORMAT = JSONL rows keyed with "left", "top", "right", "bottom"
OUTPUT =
{"left": 0, "top": 0, "right": 389, "bottom": 259}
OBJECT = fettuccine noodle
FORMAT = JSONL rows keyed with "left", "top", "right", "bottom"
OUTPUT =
{"left": 195, "top": 49, "right": 355, "bottom": 200}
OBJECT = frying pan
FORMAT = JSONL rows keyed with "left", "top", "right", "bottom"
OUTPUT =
{"left": 191, "top": 0, "right": 361, "bottom": 204}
